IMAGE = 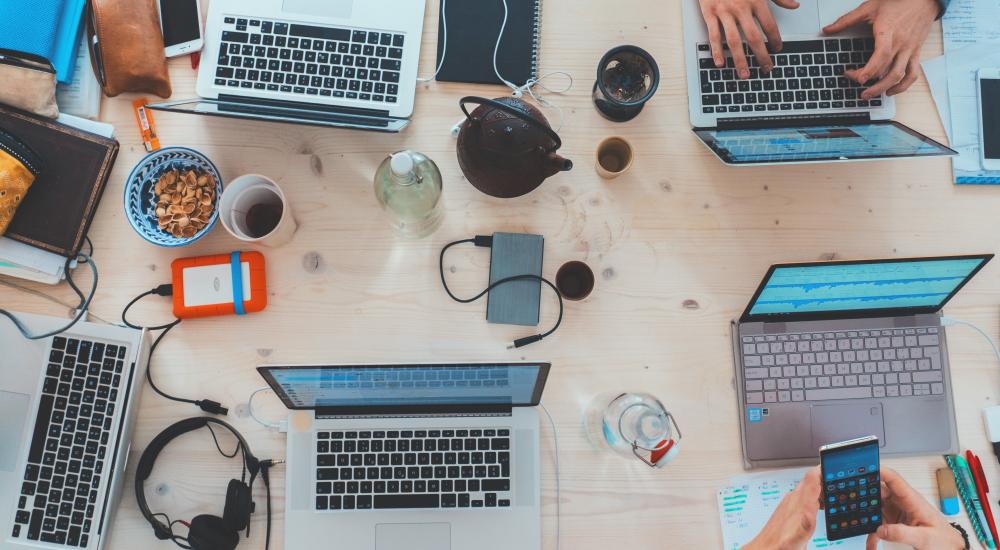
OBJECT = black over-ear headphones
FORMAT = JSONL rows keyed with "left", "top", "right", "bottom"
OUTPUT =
{"left": 135, "top": 417, "right": 276, "bottom": 550}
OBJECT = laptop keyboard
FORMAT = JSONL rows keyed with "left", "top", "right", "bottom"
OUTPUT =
{"left": 315, "top": 429, "right": 513, "bottom": 511}
{"left": 10, "top": 336, "right": 126, "bottom": 547}
{"left": 741, "top": 327, "right": 944, "bottom": 404}
{"left": 697, "top": 39, "right": 885, "bottom": 115}
{"left": 214, "top": 16, "right": 404, "bottom": 104}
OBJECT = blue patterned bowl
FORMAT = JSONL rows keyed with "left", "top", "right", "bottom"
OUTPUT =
{"left": 124, "top": 147, "right": 223, "bottom": 247}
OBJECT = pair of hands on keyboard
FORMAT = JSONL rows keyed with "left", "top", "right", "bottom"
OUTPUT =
{"left": 697, "top": 0, "right": 940, "bottom": 98}
{"left": 742, "top": 467, "right": 966, "bottom": 550}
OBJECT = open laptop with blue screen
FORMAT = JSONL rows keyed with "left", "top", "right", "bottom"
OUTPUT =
{"left": 731, "top": 255, "right": 992, "bottom": 468}
{"left": 257, "top": 362, "right": 549, "bottom": 550}
{"left": 681, "top": 0, "right": 957, "bottom": 165}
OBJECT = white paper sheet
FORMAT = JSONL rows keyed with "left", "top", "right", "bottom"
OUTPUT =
{"left": 942, "top": 0, "right": 1000, "bottom": 52}
{"left": 718, "top": 468, "right": 865, "bottom": 550}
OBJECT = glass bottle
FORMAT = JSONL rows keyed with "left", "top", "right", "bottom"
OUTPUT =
{"left": 373, "top": 150, "right": 444, "bottom": 238}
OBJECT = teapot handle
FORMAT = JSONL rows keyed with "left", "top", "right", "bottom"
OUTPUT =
{"left": 459, "top": 96, "right": 562, "bottom": 152}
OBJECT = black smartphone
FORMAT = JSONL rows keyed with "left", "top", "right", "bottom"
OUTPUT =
{"left": 820, "top": 436, "right": 882, "bottom": 541}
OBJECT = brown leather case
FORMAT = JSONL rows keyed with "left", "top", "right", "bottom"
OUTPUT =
{"left": 86, "top": 0, "right": 172, "bottom": 98}
{"left": 0, "top": 104, "right": 119, "bottom": 257}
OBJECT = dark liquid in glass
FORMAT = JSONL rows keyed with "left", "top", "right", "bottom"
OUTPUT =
{"left": 245, "top": 203, "right": 283, "bottom": 238}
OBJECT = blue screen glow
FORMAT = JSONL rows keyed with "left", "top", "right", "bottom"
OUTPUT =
{"left": 266, "top": 364, "right": 543, "bottom": 408}
{"left": 702, "top": 123, "right": 951, "bottom": 162}
{"left": 749, "top": 259, "right": 985, "bottom": 316}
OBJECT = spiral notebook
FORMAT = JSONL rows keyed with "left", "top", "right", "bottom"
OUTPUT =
{"left": 434, "top": 0, "right": 541, "bottom": 85}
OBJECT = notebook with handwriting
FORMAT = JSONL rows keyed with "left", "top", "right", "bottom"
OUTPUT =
{"left": 434, "top": 0, "right": 541, "bottom": 85}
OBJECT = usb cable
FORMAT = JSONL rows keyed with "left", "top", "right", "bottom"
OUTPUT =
{"left": 941, "top": 316, "right": 1000, "bottom": 464}
{"left": 439, "top": 235, "right": 563, "bottom": 349}
{"left": 122, "top": 284, "right": 229, "bottom": 415}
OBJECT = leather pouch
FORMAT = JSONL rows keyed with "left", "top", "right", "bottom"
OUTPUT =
{"left": 86, "top": 0, "right": 172, "bottom": 98}
{"left": 0, "top": 49, "right": 59, "bottom": 119}
{"left": 0, "top": 128, "right": 42, "bottom": 236}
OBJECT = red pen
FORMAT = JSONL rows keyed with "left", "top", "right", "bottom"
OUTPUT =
{"left": 967, "top": 450, "right": 1000, "bottom": 546}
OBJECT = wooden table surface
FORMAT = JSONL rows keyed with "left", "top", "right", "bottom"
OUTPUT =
{"left": 4, "top": 0, "right": 1000, "bottom": 548}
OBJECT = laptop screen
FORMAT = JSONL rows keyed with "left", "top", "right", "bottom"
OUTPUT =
{"left": 694, "top": 121, "right": 955, "bottom": 164}
{"left": 741, "top": 256, "right": 992, "bottom": 322}
{"left": 258, "top": 363, "right": 550, "bottom": 410}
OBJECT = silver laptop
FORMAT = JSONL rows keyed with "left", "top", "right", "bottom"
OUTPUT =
{"left": 258, "top": 362, "right": 549, "bottom": 550}
{"left": 149, "top": 0, "right": 426, "bottom": 132}
{"left": 732, "top": 255, "right": 993, "bottom": 469}
{"left": 681, "top": 0, "right": 956, "bottom": 165}
{"left": 1, "top": 312, "right": 150, "bottom": 548}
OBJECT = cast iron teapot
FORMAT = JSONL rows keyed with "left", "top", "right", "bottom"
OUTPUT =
{"left": 456, "top": 96, "right": 573, "bottom": 199}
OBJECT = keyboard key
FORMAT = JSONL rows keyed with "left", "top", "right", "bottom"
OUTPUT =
{"left": 806, "top": 387, "right": 873, "bottom": 401}
{"left": 289, "top": 24, "right": 350, "bottom": 41}
{"left": 374, "top": 494, "right": 439, "bottom": 509}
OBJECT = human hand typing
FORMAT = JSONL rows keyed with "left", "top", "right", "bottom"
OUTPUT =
{"left": 822, "top": 0, "right": 940, "bottom": 99}
{"left": 697, "top": 0, "right": 801, "bottom": 78}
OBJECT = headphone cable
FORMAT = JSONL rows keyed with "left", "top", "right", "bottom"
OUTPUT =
{"left": 439, "top": 237, "right": 563, "bottom": 348}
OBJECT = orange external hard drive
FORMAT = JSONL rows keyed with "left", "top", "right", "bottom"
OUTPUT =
{"left": 171, "top": 251, "right": 267, "bottom": 319}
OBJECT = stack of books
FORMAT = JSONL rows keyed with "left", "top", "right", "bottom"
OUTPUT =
{"left": 0, "top": 112, "right": 116, "bottom": 284}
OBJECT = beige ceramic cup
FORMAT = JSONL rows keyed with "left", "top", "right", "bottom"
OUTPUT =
{"left": 595, "top": 136, "right": 634, "bottom": 179}
{"left": 219, "top": 174, "right": 297, "bottom": 247}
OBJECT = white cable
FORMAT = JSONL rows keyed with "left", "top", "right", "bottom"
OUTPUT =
{"left": 940, "top": 317, "right": 1000, "bottom": 365}
{"left": 491, "top": 0, "right": 573, "bottom": 132}
{"left": 539, "top": 403, "right": 561, "bottom": 550}
{"left": 248, "top": 387, "right": 282, "bottom": 430}
{"left": 416, "top": 0, "right": 448, "bottom": 82}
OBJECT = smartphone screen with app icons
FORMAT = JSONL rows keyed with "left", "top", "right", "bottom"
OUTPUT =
{"left": 820, "top": 436, "right": 881, "bottom": 541}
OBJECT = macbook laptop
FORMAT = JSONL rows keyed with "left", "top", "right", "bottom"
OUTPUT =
{"left": 149, "top": 0, "right": 427, "bottom": 132}
{"left": 681, "top": 0, "right": 956, "bottom": 165}
{"left": 258, "top": 362, "right": 549, "bottom": 550}
{"left": 731, "top": 255, "right": 993, "bottom": 469}
{"left": 1, "top": 311, "right": 150, "bottom": 548}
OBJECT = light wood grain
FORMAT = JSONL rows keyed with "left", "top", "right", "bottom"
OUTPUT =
{"left": 3, "top": 0, "right": 998, "bottom": 548}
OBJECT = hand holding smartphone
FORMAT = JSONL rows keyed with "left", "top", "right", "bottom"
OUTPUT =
{"left": 159, "top": 0, "right": 204, "bottom": 58}
{"left": 820, "top": 436, "right": 882, "bottom": 541}
{"left": 978, "top": 69, "right": 1000, "bottom": 171}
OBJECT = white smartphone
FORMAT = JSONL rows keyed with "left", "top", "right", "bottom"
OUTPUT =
{"left": 159, "top": 0, "right": 204, "bottom": 58}
{"left": 977, "top": 68, "right": 1000, "bottom": 171}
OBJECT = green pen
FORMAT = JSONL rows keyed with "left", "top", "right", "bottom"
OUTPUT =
{"left": 955, "top": 455, "right": 997, "bottom": 549}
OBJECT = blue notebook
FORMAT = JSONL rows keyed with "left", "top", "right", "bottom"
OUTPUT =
{"left": 0, "top": 0, "right": 87, "bottom": 84}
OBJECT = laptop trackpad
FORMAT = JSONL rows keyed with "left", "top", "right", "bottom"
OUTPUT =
{"left": 283, "top": 0, "right": 354, "bottom": 19}
{"left": 376, "top": 523, "right": 450, "bottom": 550}
{"left": 0, "top": 391, "right": 31, "bottom": 472}
{"left": 810, "top": 403, "right": 885, "bottom": 450}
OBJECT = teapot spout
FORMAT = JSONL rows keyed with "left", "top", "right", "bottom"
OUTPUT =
{"left": 544, "top": 152, "right": 573, "bottom": 177}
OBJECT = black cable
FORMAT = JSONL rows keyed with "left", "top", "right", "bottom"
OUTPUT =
{"left": 0, "top": 251, "right": 98, "bottom": 340}
{"left": 258, "top": 459, "right": 282, "bottom": 550}
{"left": 439, "top": 236, "right": 563, "bottom": 348}
{"left": 122, "top": 286, "right": 229, "bottom": 415}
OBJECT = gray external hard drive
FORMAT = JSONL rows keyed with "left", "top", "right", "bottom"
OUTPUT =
{"left": 486, "top": 232, "right": 543, "bottom": 326}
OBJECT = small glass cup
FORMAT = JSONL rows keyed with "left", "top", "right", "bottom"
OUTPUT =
{"left": 592, "top": 45, "right": 660, "bottom": 122}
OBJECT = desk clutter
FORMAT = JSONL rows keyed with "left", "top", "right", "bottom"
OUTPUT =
{"left": 1, "top": 0, "right": 1000, "bottom": 548}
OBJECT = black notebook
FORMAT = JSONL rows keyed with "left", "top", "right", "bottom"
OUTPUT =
{"left": 435, "top": 0, "right": 541, "bottom": 85}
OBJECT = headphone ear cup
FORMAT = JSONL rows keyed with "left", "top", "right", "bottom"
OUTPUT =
{"left": 223, "top": 479, "right": 253, "bottom": 532}
{"left": 187, "top": 514, "right": 239, "bottom": 550}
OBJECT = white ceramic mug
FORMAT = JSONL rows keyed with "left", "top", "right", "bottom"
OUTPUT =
{"left": 219, "top": 174, "right": 297, "bottom": 247}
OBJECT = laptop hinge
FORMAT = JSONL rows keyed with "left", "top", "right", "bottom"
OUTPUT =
{"left": 715, "top": 112, "right": 872, "bottom": 130}
{"left": 218, "top": 93, "right": 394, "bottom": 118}
{"left": 315, "top": 404, "right": 514, "bottom": 419}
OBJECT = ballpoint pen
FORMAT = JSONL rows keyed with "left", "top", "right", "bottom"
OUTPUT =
{"left": 968, "top": 451, "right": 1000, "bottom": 547}
{"left": 957, "top": 454, "right": 997, "bottom": 550}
